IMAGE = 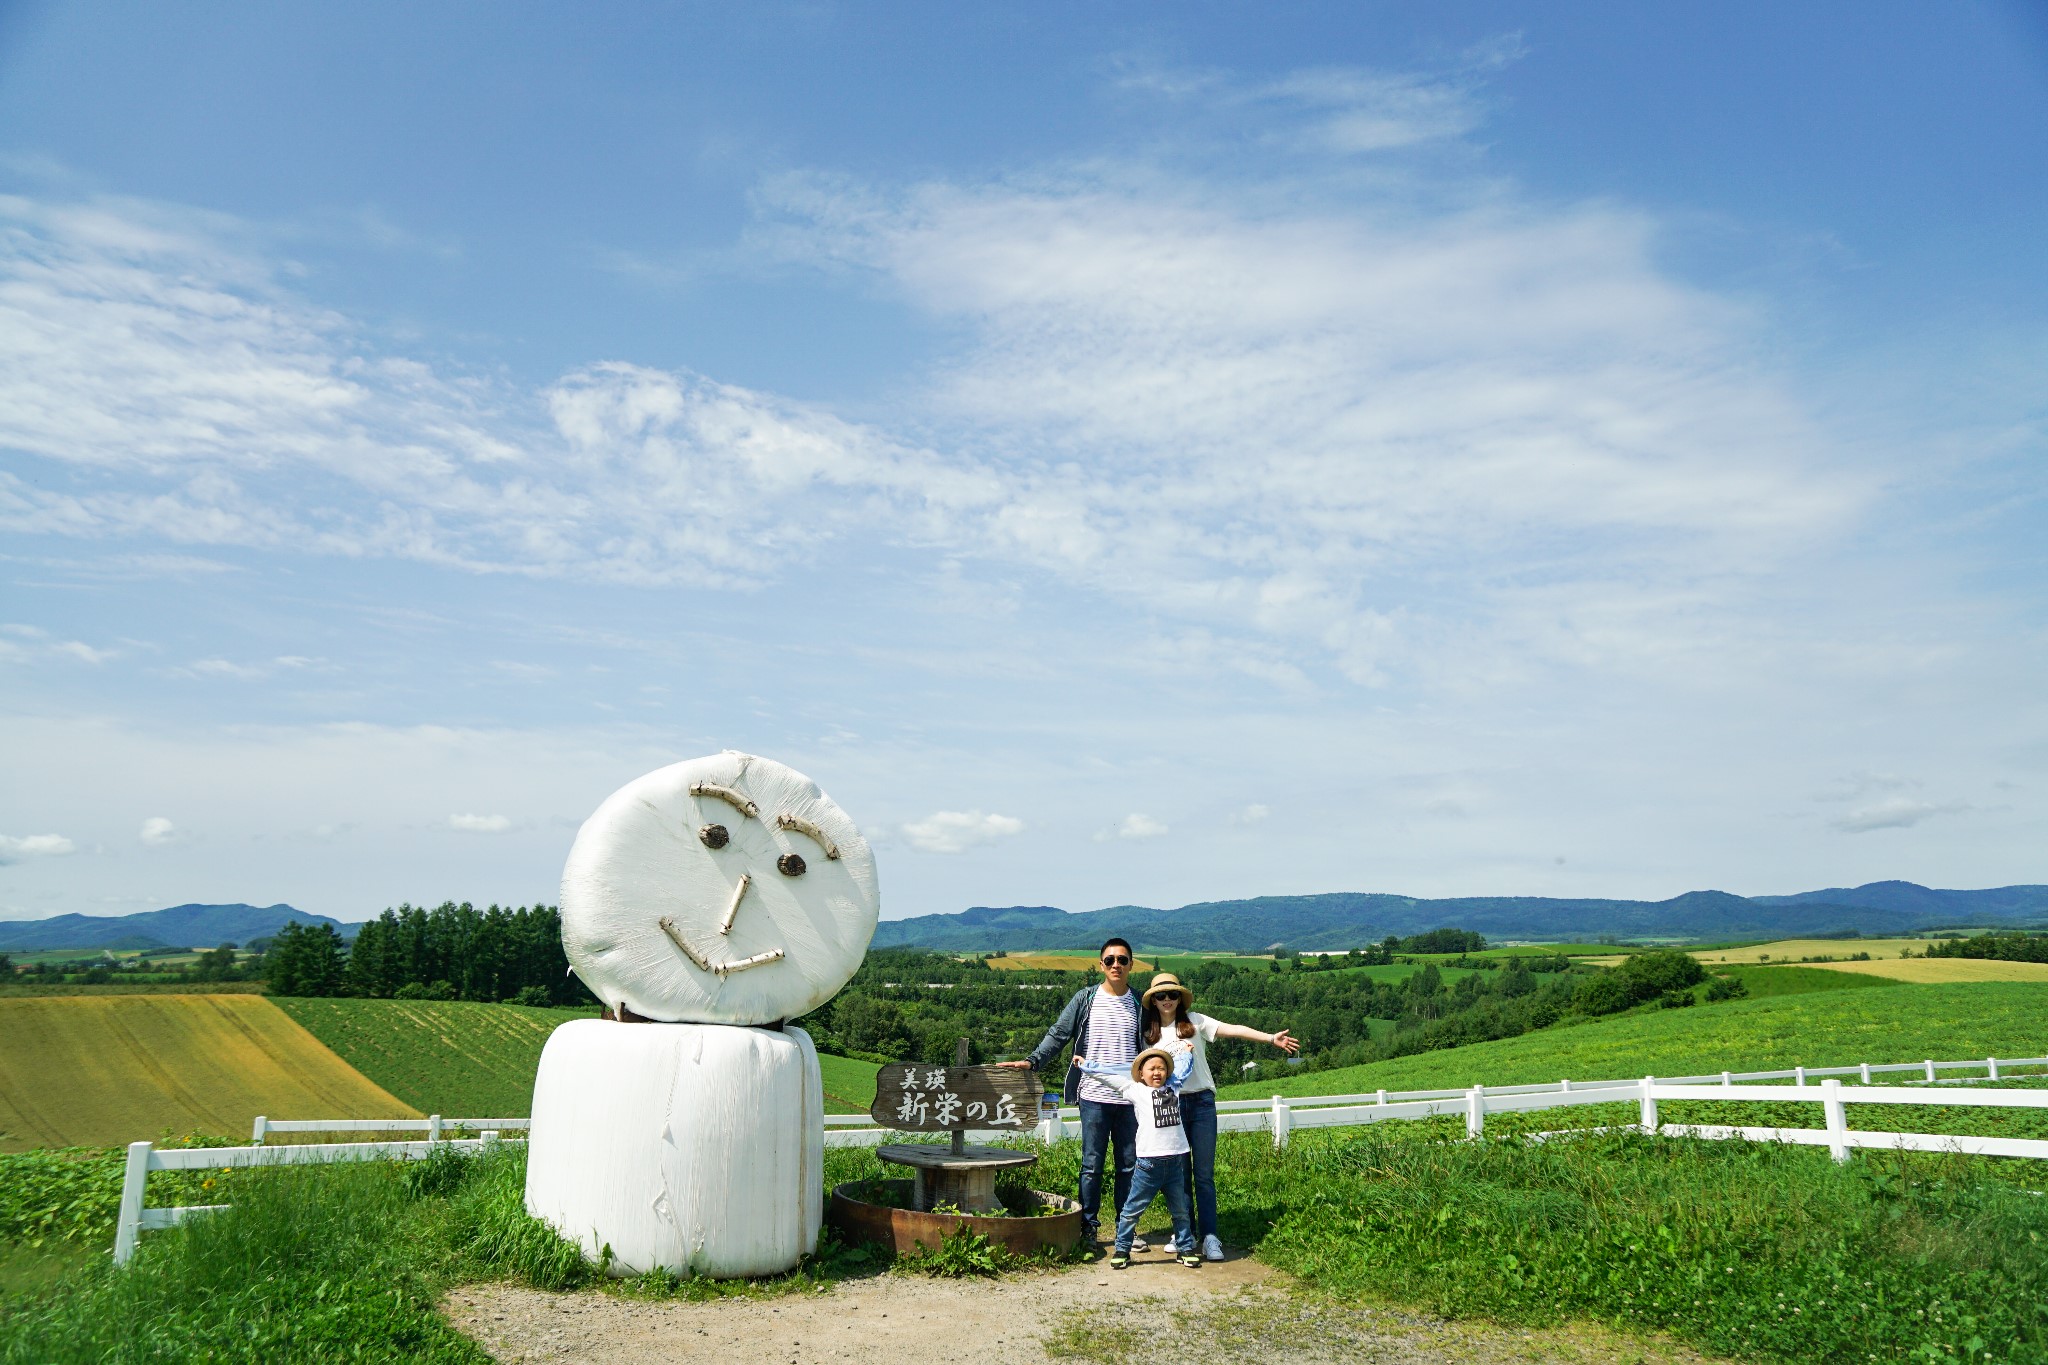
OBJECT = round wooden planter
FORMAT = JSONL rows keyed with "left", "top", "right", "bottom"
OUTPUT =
{"left": 828, "top": 1180, "right": 1083, "bottom": 1257}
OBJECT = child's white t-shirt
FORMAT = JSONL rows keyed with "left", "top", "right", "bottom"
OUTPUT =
{"left": 1151, "top": 1013, "right": 1221, "bottom": 1094}
{"left": 1088, "top": 1072, "right": 1190, "bottom": 1158}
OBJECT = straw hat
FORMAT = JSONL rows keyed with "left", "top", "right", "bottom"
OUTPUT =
{"left": 1141, "top": 971, "right": 1193, "bottom": 1011}
{"left": 1130, "top": 1047, "right": 1178, "bottom": 1082}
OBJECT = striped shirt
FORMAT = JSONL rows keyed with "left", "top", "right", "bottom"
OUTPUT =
{"left": 1078, "top": 986, "right": 1141, "bottom": 1105}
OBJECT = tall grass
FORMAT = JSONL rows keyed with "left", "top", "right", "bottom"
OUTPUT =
{"left": 1232, "top": 1126, "right": 2048, "bottom": 1363}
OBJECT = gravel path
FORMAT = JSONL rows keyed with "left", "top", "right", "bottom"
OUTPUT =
{"left": 444, "top": 1247, "right": 1722, "bottom": 1365}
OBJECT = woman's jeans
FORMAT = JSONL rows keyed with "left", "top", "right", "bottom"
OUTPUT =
{"left": 1179, "top": 1088, "right": 1219, "bottom": 1240}
{"left": 1077, "top": 1098, "right": 1137, "bottom": 1240}
{"left": 1114, "top": 1152, "right": 1194, "bottom": 1254}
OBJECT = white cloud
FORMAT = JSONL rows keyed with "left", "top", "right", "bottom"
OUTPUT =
{"left": 448, "top": 812, "right": 514, "bottom": 834}
{"left": 0, "top": 833, "right": 77, "bottom": 863}
{"left": 139, "top": 816, "right": 178, "bottom": 846}
{"left": 1229, "top": 803, "right": 1269, "bottom": 825}
{"left": 901, "top": 810, "right": 1025, "bottom": 855}
{"left": 1832, "top": 798, "right": 1971, "bottom": 834}
{"left": 1115, "top": 813, "right": 1169, "bottom": 841}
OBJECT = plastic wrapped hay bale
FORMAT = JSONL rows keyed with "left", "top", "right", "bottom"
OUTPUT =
{"left": 560, "top": 751, "right": 879, "bottom": 1026}
{"left": 525, "top": 1018, "right": 823, "bottom": 1277}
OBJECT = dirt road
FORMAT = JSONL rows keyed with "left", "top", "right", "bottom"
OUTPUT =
{"left": 445, "top": 1247, "right": 1719, "bottom": 1365}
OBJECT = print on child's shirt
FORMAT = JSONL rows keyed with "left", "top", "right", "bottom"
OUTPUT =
{"left": 1151, "top": 1087, "right": 1181, "bottom": 1130}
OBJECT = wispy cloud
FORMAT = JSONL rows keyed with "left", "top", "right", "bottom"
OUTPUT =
{"left": 139, "top": 816, "right": 179, "bottom": 847}
{"left": 448, "top": 813, "right": 514, "bottom": 834}
{"left": 1106, "top": 813, "right": 1169, "bottom": 841}
{"left": 1833, "top": 798, "right": 1972, "bottom": 834}
{"left": 901, "top": 809, "right": 1025, "bottom": 854}
{"left": 0, "top": 833, "right": 76, "bottom": 862}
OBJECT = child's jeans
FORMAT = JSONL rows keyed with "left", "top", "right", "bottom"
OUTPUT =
{"left": 1113, "top": 1152, "right": 1194, "bottom": 1254}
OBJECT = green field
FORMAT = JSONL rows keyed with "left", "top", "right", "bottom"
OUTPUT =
{"left": 1224, "top": 981, "right": 2048, "bottom": 1098}
{"left": 1714, "top": 964, "right": 1900, "bottom": 998}
{"left": 273, "top": 998, "right": 597, "bottom": 1118}
{"left": 276, "top": 997, "right": 881, "bottom": 1119}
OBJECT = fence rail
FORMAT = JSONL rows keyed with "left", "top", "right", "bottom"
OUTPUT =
{"left": 114, "top": 1052, "right": 2048, "bottom": 1264}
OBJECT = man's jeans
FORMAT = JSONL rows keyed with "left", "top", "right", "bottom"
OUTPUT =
{"left": 1114, "top": 1152, "right": 1194, "bottom": 1254}
{"left": 1076, "top": 1098, "right": 1137, "bottom": 1239}
{"left": 1179, "top": 1088, "right": 1219, "bottom": 1240}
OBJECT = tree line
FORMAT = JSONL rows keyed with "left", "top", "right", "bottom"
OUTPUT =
{"left": 266, "top": 903, "right": 589, "bottom": 1005}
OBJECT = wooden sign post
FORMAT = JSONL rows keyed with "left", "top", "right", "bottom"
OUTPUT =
{"left": 870, "top": 1037, "right": 1042, "bottom": 1213}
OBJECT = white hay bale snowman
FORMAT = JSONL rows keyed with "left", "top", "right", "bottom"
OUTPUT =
{"left": 524, "top": 751, "right": 879, "bottom": 1277}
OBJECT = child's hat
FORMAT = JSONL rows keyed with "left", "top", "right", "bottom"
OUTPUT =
{"left": 1131, "top": 1047, "right": 1177, "bottom": 1081}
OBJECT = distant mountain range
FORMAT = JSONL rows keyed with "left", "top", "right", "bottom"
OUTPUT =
{"left": 0, "top": 904, "right": 347, "bottom": 952}
{"left": 8, "top": 881, "right": 2043, "bottom": 957}
{"left": 870, "top": 881, "right": 2048, "bottom": 953}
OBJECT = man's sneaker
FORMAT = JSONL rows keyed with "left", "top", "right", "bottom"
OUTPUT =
{"left": 1202, "top": 1234, "right": 1225, "bottom": 1262}
{"left": 1178, "top": 1253, "right": 1203, "bottom": 1268}
{"left": 1130, "top": 1236, "right": 1150, "bottom": 1252}
{"left": 1110, "top": 1252, "right": 1130, "bottom": 1270}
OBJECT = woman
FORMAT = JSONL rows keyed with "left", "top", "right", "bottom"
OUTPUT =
{"left": 1138, "top": 971, "right": 1300, "bottom": 1261}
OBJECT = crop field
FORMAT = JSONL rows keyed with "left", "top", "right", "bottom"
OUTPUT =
{"left": 816, "top": 1051, "right": 881, "bottom": 1112}
{"left": 275, "top": 997, "right": 881, "bottom": 1120}
{"left": 0, "top": 995, "right": 414, "bottom": 1151}
{"left": 1808, "top": 957, "right": 2048, "bottom": 984}
{"left": 1224, "top": 981, "right": 2048, "bottom": 1099}
{"left": 1674, "top": 936, "right": 1945, "bottom": 965}
{"left": 983, "top": 952, "right": 1155, "bottom": 972}
{"left": 273, "top": 998, "right": 597, "bottom": 1118}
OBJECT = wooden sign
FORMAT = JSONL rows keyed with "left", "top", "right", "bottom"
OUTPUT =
{"left": 870, "top": 1062, "right": 1042, "bottom": 1132}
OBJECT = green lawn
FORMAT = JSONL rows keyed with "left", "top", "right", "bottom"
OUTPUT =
{"left": 1713, "top": 964, "right": 1900, "bottom": 998}
{"left": 1225, "top": 982, "right": 2048, "bottom": 1098}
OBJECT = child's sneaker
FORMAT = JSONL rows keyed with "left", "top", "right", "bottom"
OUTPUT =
{"left": 1178, "top": 1252, "right": 1202, "bottom": 1267}
{"left": 1202, "top": 1234, "right": 1225, "bottom": 1262}
{"left": 1110, "top": 1252, "right": 1130, "bottom": 1270}
{"left": 1130, "top": 1236, "right": 1150, "bottom": 1252}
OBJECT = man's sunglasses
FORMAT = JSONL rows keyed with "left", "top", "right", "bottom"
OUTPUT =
{"left": 1100, "top": 953, "right": 1131, "bottom": 966}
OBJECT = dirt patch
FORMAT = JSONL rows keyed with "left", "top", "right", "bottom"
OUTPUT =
{"left": 445, "top": 1250, "right": 1722, "bottom": 1365}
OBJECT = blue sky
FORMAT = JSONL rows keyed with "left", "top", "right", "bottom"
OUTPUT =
{"left": 1, "top": 1, "right": 2043, "bottom": 924}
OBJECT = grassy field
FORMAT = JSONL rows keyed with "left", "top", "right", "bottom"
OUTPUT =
{"left": 1808, "top": 958, "right": 2048, "bottom": 984}
{"left": 1711, "top": 964, "right": 1901, "bottom": 997}
{"left": 985, "top": 953, "right": 1155, "bottom": 972}
{"left": 1224, "top": 981, "right": 2048, "bottom": 1098}
{"left": 273, "top": 998, "right": 597, "bottom": 1118}
{"left": 275, "top": 997, "right": 880, "bottom": 1119}
{"left": 816, "top": 1051, "right": 881, "bottom": 1112}
{"left": 0, "top": 995, "right": 414, "bottom": 1151}
{"left": 1644, "top": 936, "right": 1947, "bottom": 966}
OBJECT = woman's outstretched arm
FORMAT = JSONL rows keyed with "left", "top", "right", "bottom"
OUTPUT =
{"left": 1206, "top": 1019, "right": 1302, "bottom": 1054}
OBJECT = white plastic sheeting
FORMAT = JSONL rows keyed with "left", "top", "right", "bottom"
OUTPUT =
{"left": 561, "top": 752, "right": 879, "bottom": 1025}
{"left": 525, "top": 1019, "right": 824, "bottom": 1277}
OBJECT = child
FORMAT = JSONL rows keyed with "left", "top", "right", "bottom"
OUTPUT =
{"left": 1080, "top": 1046, "right": 1201, "bottom": 1268}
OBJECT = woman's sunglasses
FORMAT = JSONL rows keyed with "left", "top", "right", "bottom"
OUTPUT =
{"left": 1100, "top": 953, "right": 1131, "bottom": 966}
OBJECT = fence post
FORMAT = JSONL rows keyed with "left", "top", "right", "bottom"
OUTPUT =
{"left": 1560, "top": 1078, "right": 1572, "bottom": 1093}
{"left": 1823, "top": 1079, "right": 1849, "bottom": 1163}
{"left": 1376, "top": 1089, "right": 1387, "bottom": 1106}
{"left": 251, "top": 1115, "right": 269, "bottom": 1146}
{"left": 113, "top": 1141, "right": 151, "bottom": 1266}
{"left": 1859, "top": 1064, "right": 1871, "bottom": 1085}
{"left": 481, "top": 1130, "right": 499, "bottom": 1146}
{"left": 1466, "top": 1085, "right": 1485, "bottom": 1140}
{"left": 1989, "top": 1057, "right": 2001, "bottom": 1081}
{"left": 1795, "top": 1066, "right": 1807, "bottom": 1087}
{"left": 1271, "top": 1095, "right": 1291, "bottom": 1150}
{"left": 427, "top": 1114, "right": 443, "bottom": 1143}
{"left": 1639, "top": 1077, "right": 1659, "bottom": 1135}
{"left": 1721, "top": 1071, "right": 1732, "bottom": 1088}
{"left": 1925, "top": 1059, "right": 1936, "bottom": 1083}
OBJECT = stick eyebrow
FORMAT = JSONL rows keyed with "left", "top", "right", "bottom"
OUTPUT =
{"left": 690, "top": 782, "right": 759, "bottom": 817}
{"left": 774, "top": 813, "right": 841, "bottom": 859}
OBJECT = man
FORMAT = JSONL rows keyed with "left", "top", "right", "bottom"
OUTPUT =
{"left": 999, "top": 937, "right": 1145, "bottom": 1251}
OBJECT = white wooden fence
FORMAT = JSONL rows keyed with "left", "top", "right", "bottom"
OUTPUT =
{"left": 113, "top": 1124, "right": 519, "bottom": 1264}
{"left": 113, "top": 1053, "right": 2047, "bottom": 1264}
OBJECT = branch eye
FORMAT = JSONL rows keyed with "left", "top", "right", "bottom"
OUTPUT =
{"left": 699, "top": 824, "right": 730, "bottom": 849}
{"left": 777, "top": 853, "right": 807, "bottom": 877}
